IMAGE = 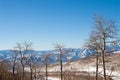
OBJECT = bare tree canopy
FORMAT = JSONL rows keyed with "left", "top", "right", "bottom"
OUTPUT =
{"left": 86, "top": 15, "right": 119, "bottom": 80}
{"left": 14, "top": 41, "right": 33, "bottom": 80}
{"left": 54, "top": 43, "right": 64, "bottom": 80}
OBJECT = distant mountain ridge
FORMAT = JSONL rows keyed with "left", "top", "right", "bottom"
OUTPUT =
{"left": 0, "top": 44, "right": 120, "bottom": 63}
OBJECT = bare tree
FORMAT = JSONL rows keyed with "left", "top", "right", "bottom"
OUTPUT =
{"left": 87, "top": 16, "right": 119, "bottom": 80}
{"left": 0, "top": 60, "right": 21, "bottom": 80}
{"left": 33, "top": 61, "right": 38, "bottom": 80}
{"left": 26, "top": 51, "right": 37, "bottom": 80}
{"left": 42, "top": 54, "right": 51, "bottom": 80}
{"left": 54, "top": 43, "right": 64, "bottom": 80}
{"left": 14, "top": 41, "right": 33, "bottom": 80}
{"left": 86, "top": 33, "right": 101, "bottom": 80}
{"left": 11, "top": 50, "right": 19, "bottom": 76}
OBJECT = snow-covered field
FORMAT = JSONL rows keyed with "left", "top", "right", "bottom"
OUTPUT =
{"left": 44, "top": 64, "right": 120, "bottom": 80}
{"left": 47, "top": 77, "right": 60, "bottom": 80}
{"left": 25, "top": 52, "right": 120, "bottom": 80}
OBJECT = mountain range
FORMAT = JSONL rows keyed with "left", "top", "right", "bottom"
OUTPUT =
{"left": 0, "top": 44, "right": 120, "bottom": 63}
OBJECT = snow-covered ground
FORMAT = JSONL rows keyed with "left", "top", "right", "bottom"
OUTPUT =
{"left": 25, "top": 64, "right": 120, "bottom": 80}
{"left": 47, "top": 77, "right": 60, "bottom": 80}
{"left": 40, "top": 54, "right": 120, "bottom": 80}
{"left": 25, "top": 52, "right": 120, "bottom": 80}
{"left": 45, "top": 66, "right": 120, "bottom": 80}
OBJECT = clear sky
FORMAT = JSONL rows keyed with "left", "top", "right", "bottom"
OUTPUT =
{"left": 0, "top": 0, "right": 120, "bottom": 50}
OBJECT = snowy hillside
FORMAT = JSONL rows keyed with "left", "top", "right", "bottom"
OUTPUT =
{"left": 38, "top": 53, "right": 120, "bottom": 80}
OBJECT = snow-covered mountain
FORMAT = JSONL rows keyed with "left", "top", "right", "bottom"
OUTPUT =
{"left": 0, "top": 48, "right": 93, "bottom": 62}
{"left": 0, "top": 44, "right": 120, "bottom": 63}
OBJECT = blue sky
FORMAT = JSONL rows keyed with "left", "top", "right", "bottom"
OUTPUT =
{"left": 0, "top": 0, "right": 120, "bottom": 50}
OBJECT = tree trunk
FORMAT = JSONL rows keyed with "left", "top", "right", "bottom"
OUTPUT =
{"left": 96, "top": 51, "right": 98, "bottom": 80}
{"left": 34, "top": 68, "right": 37, "bottom": 80}
{"left": 60, "top": 49, "right": 63, "bottom": 80}
{"left": 102, "top": 50, "right": 106, "bottom": 80}
{"left": 12, "top": 64, "right": 15, "bottom": 75}
{"left": 30, "top": 67, "right": 33, "bottom": 80}
{"left": 45, "top": 63, "right": 48, "bottom": 80}
{"left": 60, "top": 60, "right": 63, "bottom": 80}
{"left": 103, "top": 38, "right": 106, "bottom": 80}
{"left": 21, "top": 65, "right": 25, "bottom": 80}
